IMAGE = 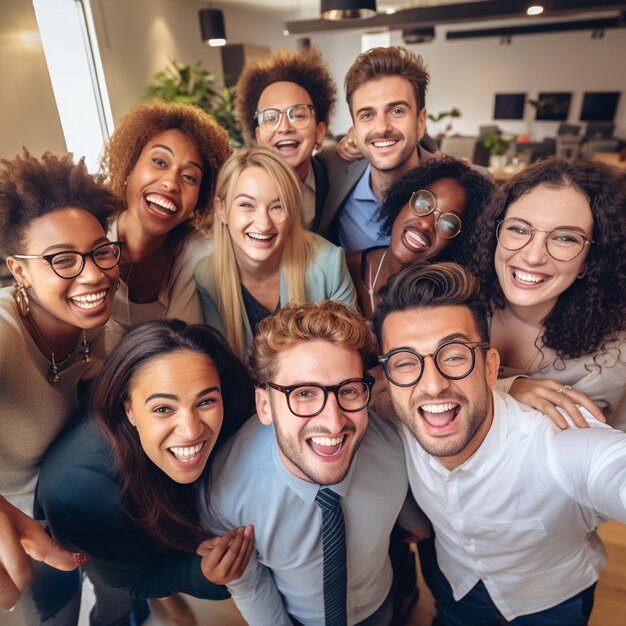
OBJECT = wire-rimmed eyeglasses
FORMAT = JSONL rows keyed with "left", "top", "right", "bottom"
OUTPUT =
{"left": 12, "top": 241, "right": 124, "bottom": 279}
{"left": 255, "top": 104, "right": 315, "bottom": 132}
{"left": 378, "top": 341, "right": 489, "bottom": 387}
{"left": 408, "top": 189, "right": 462, "bottom": 239}
{"left": 262, "top": 376, "right": 374, "bottom": 417}
{"left": 496, "top": 218, "right": 593, "bottom": 262}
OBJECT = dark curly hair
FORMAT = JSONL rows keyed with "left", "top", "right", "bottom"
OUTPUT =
{"left": 376, "top": 157, "right": 494, "bottom": 267}
{"left": 0, "top": 149, "right": 123, "bottom": 257}
{"left": 99, "top": 100, "right": 231, "bottom": 230}
{"left": 466, "top": 157, "right": 626, "bottom": 360}
{"left": 235, "top": 46, "right": 337, "bottom": 145}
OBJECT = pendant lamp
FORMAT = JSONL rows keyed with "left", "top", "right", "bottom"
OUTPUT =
{"left": 321, "top": 0, "right": 377, "bottom": 20}
{"left": 199, "top": 8, "right": 226, "bottom": 47}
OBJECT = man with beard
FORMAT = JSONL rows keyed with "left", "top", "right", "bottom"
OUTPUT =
{"left": 372, "top": 262, "right": 626, "bottom": 626}
{"left": 317, "top": 46, "right": 432, "bottom": 250}
{"left": 200, "top": 300, "right": 428, "bottom": 626}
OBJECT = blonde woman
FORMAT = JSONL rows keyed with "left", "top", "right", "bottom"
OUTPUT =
{"left": 194, "top": 147, "right": 356, "bottom": 360}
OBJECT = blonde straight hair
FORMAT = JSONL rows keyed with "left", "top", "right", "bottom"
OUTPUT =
{"left": 212, "top": 146, "right": 322, "bottom": 360}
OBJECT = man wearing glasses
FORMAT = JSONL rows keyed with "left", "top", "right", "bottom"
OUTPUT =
{"left": 200, "top": 300, "right": 428, "bottom": 626}
{"left": 235, "top": 46, "right": 336, "bottom": 230}
{"left": 372, "top": 261, "right": 626, "bottom": 626}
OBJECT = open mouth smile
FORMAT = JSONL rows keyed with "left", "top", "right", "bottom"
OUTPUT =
{"left": 307, "top": 434, "right": 346, "bottom": 457}
{"left": 168, "top": 441, "right": 205, "bottom": 464}
{"left": 403, "top": 227, "right": 431, "bottom": 251}
{"left": 145, "top": 193, "right": 178, "bottom": 215}
{"left": 419, "top": 402, "right": 460, "bottom": 429}
{"left": 274, "top": 140, "right": 300, "bottom": 152}
{"left": 511, "top": 268, "right": 550, "bottom": 286}
{"left": 69, "top": 289, "right": 108, "bottom": 310}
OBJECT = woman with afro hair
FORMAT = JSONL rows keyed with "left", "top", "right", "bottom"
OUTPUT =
{"left": 100, "top": 100, "right": 231, "bottom": 350}
{"left": 346, "top": 156, "right": 494, "bottom": 319}
{"left": 466, "top": 157, "right": 626, "bottom": 430}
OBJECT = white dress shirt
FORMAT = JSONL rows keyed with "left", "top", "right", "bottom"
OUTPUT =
{"left": 398, "top": 389, "right": 626, "bottom": 621}
{"left": 200, "top": 412, "right": 428, "bottom": 626}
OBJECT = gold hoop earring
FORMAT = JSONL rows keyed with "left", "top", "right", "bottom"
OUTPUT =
{"left": 14, "top": 283, "right": 30, "bottom": 318}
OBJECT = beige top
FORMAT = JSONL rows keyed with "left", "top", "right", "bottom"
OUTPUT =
{"left": 105, "top": 218, "right": 209, "bottom": 351}
{"left": 300, "top": 165, "right": 316, "bottom": 230}
{"left": 0, "top": 287, "right": 104, "bottom": 512}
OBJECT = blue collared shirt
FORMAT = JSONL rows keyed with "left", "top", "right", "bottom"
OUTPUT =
{"left": 199, "top": 412, "right": 427, "bottom": 626}
{"left": 337, "top": 164, "right": 390, "bottom": 252}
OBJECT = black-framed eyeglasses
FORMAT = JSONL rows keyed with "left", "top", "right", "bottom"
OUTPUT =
{"left": 496, "top": 218, "right": 593, "bottom": 262}
{"left": 408, "top": 189, "right": 462, "bottom": 239}
{"left": 262, "top": 375, "right": 374, "bottom": 418}
{"left": 378, "top": 341, "right": 489, "bottom": 387}
{"left": 12, "top": 241, "right": 124, "bottom": 279}
{"left": 255, "top": 104, "right": 315, "bottom": 132}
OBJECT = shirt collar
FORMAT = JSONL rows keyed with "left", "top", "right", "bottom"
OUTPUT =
{"left": 271, "top": 428, "right": 358, "bottom": 504}
{"left": 303, "top": 164, "right": 316, "bottom": 193}
{"left": 353, "top": 164, "right": 377, "bottom": 202}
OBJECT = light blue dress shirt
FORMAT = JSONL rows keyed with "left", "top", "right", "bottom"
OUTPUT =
{"left": 337, "top": 165, "right": 390, "bottom": 252}
{"left": 199, "top": 412, "right": 428, "bottom": 626}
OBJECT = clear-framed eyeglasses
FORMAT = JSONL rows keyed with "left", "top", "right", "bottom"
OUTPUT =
{"left": 255, "top": 104, "right": 315, "bottom": 132}
{"left": 262, "top": 376, "right": 374, "bottom": 418}
{"left": 496, "top": 218, "right": 593, "bottom": 262}
{"left": 12, "top": 241, "right": 124, "bottom": 279}
{"left": 378, "top": 341, "right": 489, "bottom": 387}
{"left": 408, "top": 189, "right": 462, "bottom": 239}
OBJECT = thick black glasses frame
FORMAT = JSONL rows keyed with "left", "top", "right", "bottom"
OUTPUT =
{"left": 263, "top": 375, "right": 375, "bottom": 417}
{"left": 13, "top": 241, "right": 124, "bottom": 279}
{"left": 378, "top": 341, "right": 489, "bottom": 387}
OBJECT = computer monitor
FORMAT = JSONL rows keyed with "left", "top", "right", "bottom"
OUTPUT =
{"left": 585, "top": 122, "right": 615, "bottom": 139}
{"left": 580, "top": 92, "right": 620, "bottom": 122}
{"left": 535, "top": 92, "right": 571, "bottom": 121}
{"left": 493, "top": 93, "right": 526, "bottom": 120}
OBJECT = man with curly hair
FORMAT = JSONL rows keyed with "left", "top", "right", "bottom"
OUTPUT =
{"left": 235, "top": 46, "right": 336, "bottom": 229}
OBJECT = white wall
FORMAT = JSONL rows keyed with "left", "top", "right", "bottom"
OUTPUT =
{"left": 91, "top": 0, "right": 295, "bottom": 125}
{"left": 0, "top": 0, "right": 66, "bottom": 159}
{"left": 308, "top": 26, "right": 626, "bottom": 141}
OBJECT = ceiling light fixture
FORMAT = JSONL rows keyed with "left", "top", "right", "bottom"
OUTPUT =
{"left": 321, "top": 0, "right": 377, "bottom": 21}
{"left": 199, "top": 8, "right": 226, "bottom": 47}
{"left": 527, "top": 5, "right": 544, "bottom": 16}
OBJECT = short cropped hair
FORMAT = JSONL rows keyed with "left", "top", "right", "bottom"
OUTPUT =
{"left": 100, "top": 100, "right": 231, "bottom": 228}
{"left": 372, "top": 262, "right": 489, "bottom": 348}
{"left": 236, "top": 47, "right": 337, "bottom": 145}
{"left": 0, "top": 150, "right": 123, "bottom": 256}
{"left": 250, "top": 301, "right": 375, "bottom": 384}
{"left": 344, "top": 46, "right": 429, "bottom": 117}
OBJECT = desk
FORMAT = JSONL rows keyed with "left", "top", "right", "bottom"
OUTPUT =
{"left": 592, "top": 151, "right": 626, "bottom": 170}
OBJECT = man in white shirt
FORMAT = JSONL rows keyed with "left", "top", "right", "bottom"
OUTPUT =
{"left": 372, "top": 261, "right": 626, "bottom": 626}
{"left": 200, "top": 301, "right": 428, "bottom": 626}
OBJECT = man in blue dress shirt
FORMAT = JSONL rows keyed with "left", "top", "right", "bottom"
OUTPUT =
{"left": 200, "top": 301, "right": 428, "bottom": 626}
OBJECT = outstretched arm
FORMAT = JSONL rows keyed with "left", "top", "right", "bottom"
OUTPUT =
{"left": 0, "top": 496, "right": 78, "bottom": 610}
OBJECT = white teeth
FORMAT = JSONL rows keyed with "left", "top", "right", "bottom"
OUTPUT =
{"left": 421, "top": 403, "right": 457, "bottom": 414}
{"left": 146, "top": 193, "right": 177, "bottom": 213}
{"left": 276, "top": 141, "right": 298, "bottom": 148}
{"left": 71, "top": 290, "right": 106, "bottom": 309}
{"left": 169, "top": 442, "right": 204, "bottom": 462}
{"left": 514, "top": 270, "right": 545, "bottom": 284}
{"left": 310, "top": 436, "right": 344, "bottom": 446}
{"left": 373, "top": 140, "right": 396, "bottom": 147}
{"left": 405, "top": 229, "right": 428, "bottom": 248}
{"left": 247, "top": 233, "right": 274, "bottom": 240}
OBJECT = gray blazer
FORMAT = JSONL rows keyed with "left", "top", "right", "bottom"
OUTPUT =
{"left": 316, "top": 143, "right": 436, "bottom": 242}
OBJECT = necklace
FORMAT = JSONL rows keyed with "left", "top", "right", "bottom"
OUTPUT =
{"left": 366, "top": 248, "right": 388, "bottom": 313}
{"left": 26, "top": 315, "right": 90, "bottom": 384}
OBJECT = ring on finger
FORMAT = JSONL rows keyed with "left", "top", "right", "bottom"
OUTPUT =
{"left": 556, "top": 385, "right": 573, "bottom": 394}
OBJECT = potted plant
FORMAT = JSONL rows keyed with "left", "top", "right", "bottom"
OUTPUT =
{"left": 483, "top": 132, "right": 512, "bottom": 170}
{"left": 427, "top": 107, "right": 462, "bottom": 141}
{"left": 143, "top": 59, "right": 243, "bottom": 147}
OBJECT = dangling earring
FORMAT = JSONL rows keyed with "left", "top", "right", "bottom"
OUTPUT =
{"left": 14, "top": 283, "right": 30, "bottom": 318}
{"left": 80, "top": 329, "right": 91, "bottom": 363}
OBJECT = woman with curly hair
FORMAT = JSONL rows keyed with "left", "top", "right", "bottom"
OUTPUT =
{"left": 0, "top": 150, "right": 122, "bottom": 622}
{"left": 346, "top": 157, "right": 494, "bottom": 319}
{"left": 194, "top": 146, "right": 356, "bottom": 361}
{"left": 467, "top": 157, "right": 626, "bottom": 430}
{"left": 100, "top": 100, "right": 231, "bottom": 350}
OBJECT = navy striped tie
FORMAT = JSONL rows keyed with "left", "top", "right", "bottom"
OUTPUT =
{"left": 315, "top": 488, "right": 347, "bottom": 626}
